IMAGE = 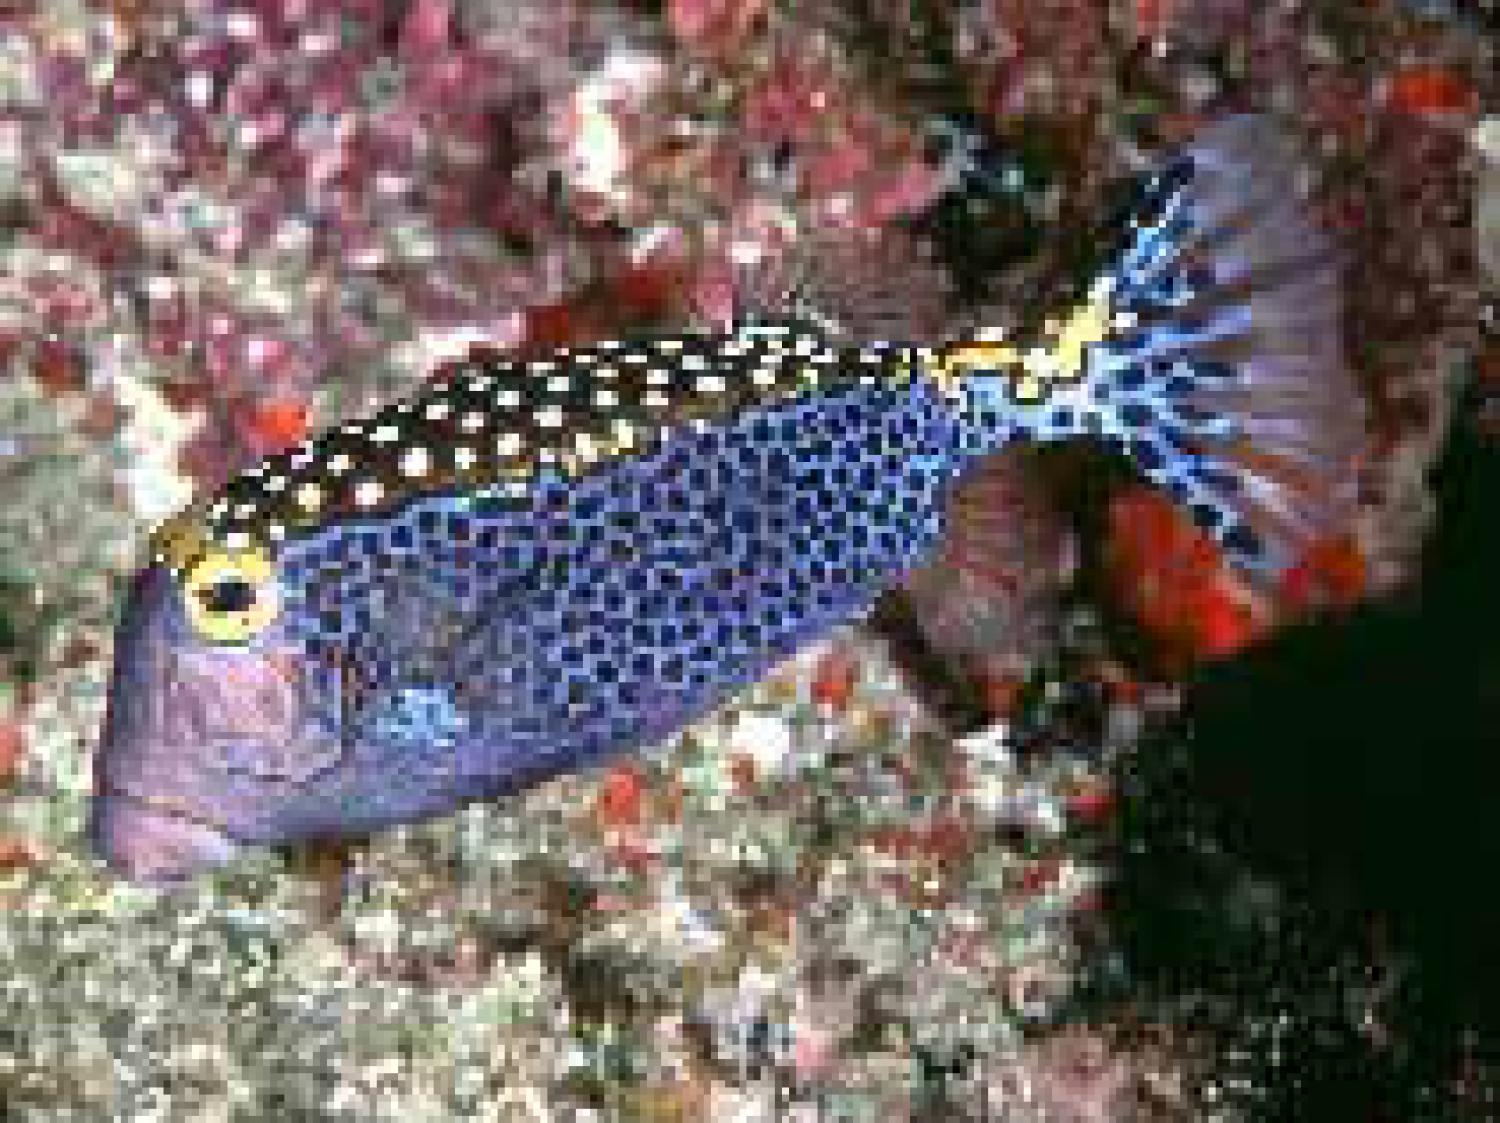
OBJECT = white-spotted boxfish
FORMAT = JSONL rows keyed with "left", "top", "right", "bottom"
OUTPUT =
{"left": 92, "top": 116, "right": 1367, "bottom": 880}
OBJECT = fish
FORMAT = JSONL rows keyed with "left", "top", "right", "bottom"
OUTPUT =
{"left": 91, "top": 115, "right": 1367, "bottom": 881}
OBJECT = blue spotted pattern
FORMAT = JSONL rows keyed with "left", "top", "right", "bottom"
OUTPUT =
{"left": 250, "top": 376, "right": 956, "bottom": 840}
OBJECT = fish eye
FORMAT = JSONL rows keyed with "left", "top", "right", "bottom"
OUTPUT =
{"left": 198, "top": 576, "right": 257, "bottom": 614}
{"left": 181, "top": 546, "right": 280, "bottom": 645}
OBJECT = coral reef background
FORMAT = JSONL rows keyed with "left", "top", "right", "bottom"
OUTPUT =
{"left": 0, "top": 0, "right": 1494, "bottom": 1118}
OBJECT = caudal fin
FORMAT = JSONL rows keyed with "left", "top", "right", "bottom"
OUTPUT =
{"left": 1087, "top": 115, "right": 1368, "bottom": 579}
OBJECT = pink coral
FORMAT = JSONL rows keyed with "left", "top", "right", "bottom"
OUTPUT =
{"left": 666, "top": 0, "right": 767, "bottom": 55}
{"left": 5, "top": 0, "right": 618, "bottom": 493}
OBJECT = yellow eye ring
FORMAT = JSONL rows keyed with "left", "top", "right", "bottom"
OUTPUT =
{"left": 181, "top": 545, "right": 280, "bottom": 645}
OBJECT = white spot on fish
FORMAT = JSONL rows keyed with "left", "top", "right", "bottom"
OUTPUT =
{"left": 400, "top": 447, "right": 430, "bottom": 478}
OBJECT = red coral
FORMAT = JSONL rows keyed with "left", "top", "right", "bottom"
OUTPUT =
{"left": 1066, "top": 785, "right": 1114, "bottom": 825}
{"left": 1279, "top": 536, "right": 1367, "bottom": 615}
{"left": 243, "top": 399, "right": 311, "bottom": 456}
{"left": 520, "top": 301, "right": 592, "bottom": 354}
{"left": 1186, "top": 583, "right": 1264, "bottom": 660}
{"left": 595, "top": 762, "right": 646, "bottom": 829}
{"left": 810, "top": 648, "right": 858, "bottom": 713}
{"left": 1105, "top": 487, "right": 1270, "bottom": 667}
{"left": 1387, "top": 65, "right": 1478, "bottom": 119}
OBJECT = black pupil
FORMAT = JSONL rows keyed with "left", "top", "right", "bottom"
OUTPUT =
{"left": 200, "top": 577, "right": 256, "bottom": 614}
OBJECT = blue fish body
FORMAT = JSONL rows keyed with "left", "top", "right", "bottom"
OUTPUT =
{"left": 93, "top": 116, "right": 1369, "bottom": 880}
{"left": 259, "top": 364, "right": 955, "bottom": 843}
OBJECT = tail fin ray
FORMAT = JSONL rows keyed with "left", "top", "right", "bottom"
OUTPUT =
{"left": 1089, "top": 115, "right": 1367, "bottom": 577}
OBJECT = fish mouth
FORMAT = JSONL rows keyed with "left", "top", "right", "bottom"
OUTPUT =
{"left": 89, "top": 790, "right": 242, "bottom": 883}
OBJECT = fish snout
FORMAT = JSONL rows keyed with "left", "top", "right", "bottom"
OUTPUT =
{"left": 90, "top": 794, "right": 241, "bottom": 882}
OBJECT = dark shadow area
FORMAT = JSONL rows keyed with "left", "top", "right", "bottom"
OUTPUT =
{"left": 1103, "top": 374, "right": 1500, "bottom": 1119}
